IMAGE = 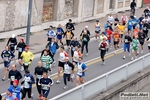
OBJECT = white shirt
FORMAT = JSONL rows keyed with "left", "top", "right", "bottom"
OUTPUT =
{"left": 108, "top": 16, "right": 114, "bottom": 23}
{"left": 59, "top": 52, "right": 66, "bottom": 62}
{"left": 77, "top": 63, "right": 83, "bottom": 76}
{"left": 64, "top": 63, "right": 72, "bottom": 74}
{"left": 73, "top": 51, "right": 79, "bottom": 62}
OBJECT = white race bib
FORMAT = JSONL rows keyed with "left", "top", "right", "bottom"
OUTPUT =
{"left": 11, "top": 76, "right": 15, "bottom": 81}
{"left": 18, "top": 48, "right": 22, "bottom": 52}
{"left": 42, "top": 84, "right": 49, "bottom": 90}
{"left": 36, "top": 75, "right": 42, "bottom": 79}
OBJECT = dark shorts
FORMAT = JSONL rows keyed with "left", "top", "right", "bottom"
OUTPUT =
{"left": 95, "top": 30, "right": 101, "bottom": 34}
{"left": 148, "top": 46, "right": 150, "bottom": 50}
{"left": 66, "top": 40, "right": 71, "bottom": 46}
{"left": 73, "top": 61, "right": 78, "bottom": 65}
{"left": 47, "top": 38, "right": 52, "bottom": 42}
{"left": 4, "top": 61, "right": 10, "bottom": 68}
{"left": 139, "top": 41, "right": 144, "bottom": 45}
{"left": 120, "top": 34, "right": 123, "bottom": 38}
{"left": 57, "top": 35, "right": 62, "bottom": 40}
{"left": 42, "top": 89, "right": 50, "bottom": 98}
{"left": 58, "top": 61, "right": 65, "bottom": 67}
{"left": 114, "top": 41, "right": 119, "bottom": 45}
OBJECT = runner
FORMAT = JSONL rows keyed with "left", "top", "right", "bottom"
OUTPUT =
{"left": 39, "top": 72, "right": 53, "bottom": 100}
{"left": 56, "top": 24, "right": 64, "bottom": 45}
{"left": 1, "top": 46, "right": 15, "bottom": 81}
{"left": 47, "top": 26, "right": 56, "bottom": 43}
{"left": 98, "top": 38, "right": 109, "bottom": 65}
{"left": 132, "top": 26, "right": 139, "bottom": 38}
{"left": 99, "top": 32, "right": 107, "bottom": 42}
{"left": 113, "top": 29, "right": 120, "bottom": 54}
{"left": 73, "top": 46, "right": 82, "bottom": 67}
{"left": 66, "top": 19, "right": 75, "bottom": 31}
{"left": 106, "top": 27, "right": 113, "bottom": 49}
{"left": 132, "top": 16, "right": 138, "bottom": 29}
{"left": 146, "top": 38, "right": 150, "bottom": 52}
{"left": 34, "top": 61, "right": 47, "bottom": 99}
{"left": 8, "top": 79, "right": 21, "bottom": 100}
{"left": 131, "top": 35, "right": 139, "bottom": 60}
{"left": 121, "top": 13, "right": 128, "bottom": 25}
{"left": 16, "top": 38, "right": 26, "bottom": 59}
{"left": 41, "top": 50, "right": 53, "bottom": 72}
{"left": 123, "top": 32, "right": 132, "bottom": 59}
{"left": 76, "top": 57, "right": 88, "bottom": 86}
{"left": 81, "top": 26, "right": 91, "bottom": 36}
{"left": 143, "top": 20, "right": 149, "bottom": 38}
{"left": 19, "top": 46, "right": 34, "bottom": 71}
{"left": 63, "top": 29, "right": 74, "bottom": 51}
{"left": 5, "top": 88, "right": 18, "bottom": 100}
{"left": 138, "top": 14, "right": 144, "bottom": 30}
{"left": 48, "top": 38, "right": 59, "bottom": 66}
{"left": 56, "top": 46, "right": 69, "bottom": 84}
{"left": 63, "top": 57, "right": 74, "bottom": 89}
{"left": 130, "top": 0, "right": 136, "bottom": 15}
{"left": 94, "top": 20, "right": 102, "bottom": 41}
{"left": 8, "top": 64, "right": 22, "bottom": 85}
{"left": 127, "top": 17, "right": 133, "bottom": 33}
{"left": 107, "top": 14, "right": 114, "bottom": 26}
{"left": 117, "top": 22, "right": 125, "bottom": 44}
{"left": 138, "top": 29, "right": 146, "bottom": 54}
{"left": 7, "top": 34, "right": 17, "bottom": 53}
{"left": 21, "top": 69, "right": 35, "bottom": 100}
{"left": 81, "top": 30, "right": 90, "bottom": 56}
{"left": 114, "top": 15, "right": 119, "bottom": 27}
{"left": 70, "top": 37, "right": 81, "bottom": 57}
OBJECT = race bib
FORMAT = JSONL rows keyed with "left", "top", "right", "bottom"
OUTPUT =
{"left": 72, "top": 47, "right": 75, "bottom": 51}
{"left": 24, "top": 62, "right": 28, "bottom": 66}
{"left": 36, "top": 75, "right": 42, "bottom": 79}
{"left": 67, "top": 35, "right": 71, "bottom": 40}
{"left": 114, "top": 38, "right": 118, "bottom": 41}
{"left": 83, "top": 38, "right": 87, "bottom": 42}
{"left": 18, "top": 48, "right": 22, "bottom": 52}
{"left": 24, "top": 81, "right": 29, "bottom": 88}
{"left": 125, "top": 39, "right": 128, "bottom": 43}
{"left": 5, "top": 57, "right": 9, "bottom": 61}
{"left": 42, "top": 85, "right": 49, "bottom": 90}
{"left": 11, "top": 76, "right": 15, "bottom": 81}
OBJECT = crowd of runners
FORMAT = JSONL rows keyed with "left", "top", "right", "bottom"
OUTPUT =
{"left": 0, "top": 0, "right": 150, "bottom": 99}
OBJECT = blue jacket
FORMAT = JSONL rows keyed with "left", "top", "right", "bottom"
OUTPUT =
{"left": 22, "top": 74, "right": 35, "bottom": 89}
{"left": 49, "top": 42, "right": 59, "bottom": 54}
{"left": 56, "top": 28, "right": 64, "bottom": 35}
{"left": 5, "top": 95, "right": 17, "bottom": 100}
{"left": 1, "top": 50, "right": 15, "bottom": 60}
{"left": 128, "top": 20, "right": 133, "bottom": 29}
{"left": 132, "top": 18, "right": 138, "bottom": 27}
{"left": 8, "top": 85, "right": 21, "bottom": 100}
{"left": 70, "top": 40, "right": 81, "bottom": 48}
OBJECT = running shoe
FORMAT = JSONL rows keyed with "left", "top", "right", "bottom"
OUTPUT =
{"left": 63, "top": 86, "right": 68, "bottom": 90}
{"left": 131, "top": 57, "right": 134, "bottom": 61}
{"left": 56, "top": 80, "right": 60, "bottom": 84}
{"left": 123, "top": 56, "right": 126, "bottom": 59}
{"left": 2, "top": 77, "right": 6, "bottom": 81}
{"left": 21, "top": 66, "right": 24, "bottom": 71}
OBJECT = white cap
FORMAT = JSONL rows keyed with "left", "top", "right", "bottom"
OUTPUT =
{"left": 134, "top": 16, "right": 136, "bottom": 18}
{"left": 85, "top": 26, "right": 88, "bottom": 28}
{"left": 12, "top": 34, "right": 15, "bottom": 38}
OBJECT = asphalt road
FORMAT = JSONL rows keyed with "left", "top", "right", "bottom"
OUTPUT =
{"left": 0, "top": 38, "right": 150, "bottom": 99}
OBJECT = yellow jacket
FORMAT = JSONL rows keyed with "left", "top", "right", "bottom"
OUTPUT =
{"left": 21, "top": 51, "right": 34, "bottom": 64}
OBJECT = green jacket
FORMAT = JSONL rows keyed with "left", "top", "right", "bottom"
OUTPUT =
{"left": 41, "top": 55, "right": 53, "bottom": 69}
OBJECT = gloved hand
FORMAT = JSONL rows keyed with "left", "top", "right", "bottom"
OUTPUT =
{"left": 30, "top": 59, "right": 32, "bottom": 62}
{"left": 21, "top": 81, "right": 24, "bottom": 85}
{"left": 28, "top": 81, "right": 31, "bottom": 84}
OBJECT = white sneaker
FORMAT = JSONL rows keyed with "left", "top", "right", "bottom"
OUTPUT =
{"left": 141, "top": 50, "right": 143, "bottom": 54}
{"left": 123, "top": 56, "right": 126, "bottom": 59}
{"left": 2, "top": 77, "right": 6, "bottom": 81}
{"left": 131, "top": 57, "right": 134, "bottom": 61}
{"left": 114, "top": 51, "right": 116, "bottom": 55}
{"left": 56, "top": 80, "right": 60, "bottom": 84}
{"left": 102, "top": 61, "right": 105, "bottom": 65}
{"left": 21, "top": 66, "right": 24, "bottom": 71}
{"left": 63, "top": 86, "right": 68, "bottom": 90}
{"left": 31, "top": 93, "right": 34, "bottom": 98}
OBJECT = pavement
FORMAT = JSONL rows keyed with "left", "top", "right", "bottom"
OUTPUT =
{"left": 0, "top": 4, "right": 149, "bottom": 100}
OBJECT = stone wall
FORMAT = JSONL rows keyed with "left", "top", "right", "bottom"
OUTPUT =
{"left": 42, "top": 0, "right": 53, "bottom": 22}
{"left": 0, "top": 0, "right": 43, "bottom": 32}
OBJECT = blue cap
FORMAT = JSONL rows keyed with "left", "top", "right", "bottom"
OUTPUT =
{"left": 7, "top": 88, "right": 13, "bottom": 93}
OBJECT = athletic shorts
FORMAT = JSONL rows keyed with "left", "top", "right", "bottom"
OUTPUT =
{"left": 57, "top": 35, "right": 62, "bottom": 40}
{"left": 124, "top": 44, "right": 130, "bottom": 52}
{"left": 114, "top": 41, "right": 119, "bottom": 45}
{"left": 148, "top": 46, "right": 150, "bottom": 50}
{"left": 4, "top": 61, "right": 10, "bottom": 68}
{"left": 66, "top": 40, "right": 71, "bottom": 46}
{"left": 73, "top": 61, "right": 78, "bottom": 65}
{"left": 139, "top": 41, "right": 144, "bottom": 45}
{"left": 108, "top": 39, "right": 111, "bottom": 43}
{"left": 132, "top": 47, "right": 138, "bottom": 51}
{"left": 95, "top": 30, "right": 101, "bottom": 34}
{"left": 77, "top": 74, "right": 84, "bottom": 78}
{"left": 58, "top": 61, "right": 65, "bottom": 68}
{"left": 128, "top": 28, "right": 132, "bottom": 32}
{"left": 120, "top": 34, "right": 123, "bottom": 38}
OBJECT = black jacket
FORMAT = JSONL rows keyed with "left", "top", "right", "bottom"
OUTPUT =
{"left": 17, "top": 42, "right": 27, "bottom": 52}
{"left": 7, "top": 38, "right": 17, "bottom": 46}
{"left": 81, "top": 34, "right": 90, "bottom": 42}
{"left": 130, "top": 2, "right": 136, "bottom": 8}
{"left": 66, "top": 23, "right": 75, "bottom": 30}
